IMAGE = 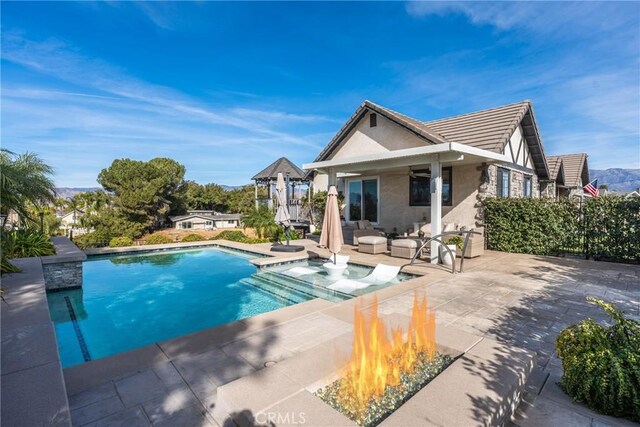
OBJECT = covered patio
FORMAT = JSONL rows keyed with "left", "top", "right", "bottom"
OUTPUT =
{"left": 304, "top": 142, "right": 510, "bottom": 263}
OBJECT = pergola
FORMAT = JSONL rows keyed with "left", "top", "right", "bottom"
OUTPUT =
{"left": 304, "top": 143, "right": 510, "bottom": 263}
{"left": 251, "top": 157, "right": 310, "bottom": 212}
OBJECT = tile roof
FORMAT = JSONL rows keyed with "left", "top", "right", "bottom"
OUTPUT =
{"left": 546, "top": 156, "right": 563, "bottom": 180}
{"left": 252, "top": 157, "right": 307, "bottom": 181}
{"left": 424, "top": 101, "right": 530, "bottom": 153}
{"left": 311, "top": 99, "right": 549, "bottom": 179}
{"left": 547, "top": 153, "right": 589, "bottom": 187}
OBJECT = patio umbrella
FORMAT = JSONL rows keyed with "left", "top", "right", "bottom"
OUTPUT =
{"left": 274, "top": 173, "right": 291, "bottom": 245}
{"left": 319, "top": 185, "right": 344, "bottom": 264}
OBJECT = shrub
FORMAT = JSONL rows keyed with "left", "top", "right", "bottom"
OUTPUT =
{"left": 556, "top": 297, "right": 640, "bottom": 422}
{"left": 270, "top": 227, "right": 301, "bottom": 243}
{"left": 210, "top": 230, "right": 270, "bottom": 244}
{"left": 1, "top": 228, "right": 55, "bottom": 258}
{"left": 73, "top": 230, "right": 113, "bottom": 249}
{"left": 109, "top": 236, "right": 134, "bottom": 248}
{"left": 445, "top": 235, "right": 463, "bottom": 250}
{"left": 211, "top": 230, "right": 248, "bottom": 241}
{"left": 1, "top": 256, "right": 21, "bottom": 274}
{"left": 144, "top": 234, "right": 173, "bottom": 245}
{"left": 241, "top": 207, "right": 280, "bottom": 239}
{"left": 312, "top": 229, "right": 322, "bottom": 236}
{"left": 181, "top": 233, "right": 205, "bottom": 242}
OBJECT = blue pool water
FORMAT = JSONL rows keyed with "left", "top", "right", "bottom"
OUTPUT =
{"left": 47, "top": 247, "right": 291, "bottom": 367}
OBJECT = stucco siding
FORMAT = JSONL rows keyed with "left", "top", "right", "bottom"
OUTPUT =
{"left": 330, "top": 113, "right": 427, "bottom": 161}
{"left": 363, "top": 164, "right": 483, "bottom": 233}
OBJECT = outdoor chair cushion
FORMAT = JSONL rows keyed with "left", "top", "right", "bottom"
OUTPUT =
{"left": 358, "top": 236, "right": 387, "bottom": 245}
{"left": 356, "top": 220, "right": 375, "bottom": 230}
{"left": 391, "top": 238, "right": 420, "bottom": 249}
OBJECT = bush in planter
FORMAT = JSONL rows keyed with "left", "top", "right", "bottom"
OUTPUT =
{"left": 181, "top": 233, "right": 205, "bottom": 242}
{"left": 144, "top": 234, "right": 173, "bottom": 245}
{"left": 445, "top": 235, "right": 464, "bottom": 250}
{"left": 109, "top": 236, "right": 134, "bottom": 247}
{"left": 556, "top": 297, "right": 640, "bottom": 422}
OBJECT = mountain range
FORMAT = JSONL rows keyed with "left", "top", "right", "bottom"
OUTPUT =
{"left": 55, "top": 169, "right": 639, "bottom": 198}
{"left": 590, "top": 168, "right": 640, "bottom": 192}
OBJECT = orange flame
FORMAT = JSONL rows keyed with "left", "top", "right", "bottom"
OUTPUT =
{"left": 340, "top": 293, "right": 436, "bottom": 410}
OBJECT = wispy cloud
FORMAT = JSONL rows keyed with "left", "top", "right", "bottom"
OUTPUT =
{"left": 405, "top": 1, "right": 638, "bottom": 38}
{"left": 1, "top": 33, "right": 337, "bottom": 185}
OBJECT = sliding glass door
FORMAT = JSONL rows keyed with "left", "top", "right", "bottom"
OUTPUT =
{"left": 348, "top": 178, "right": 378, "bottom": 223}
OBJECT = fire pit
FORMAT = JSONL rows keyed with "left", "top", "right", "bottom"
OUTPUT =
{"left": 214, "top": 296, "right": 536, "bottom": 427}
{"left": 315, "top": 295, "right": 452, "bottom": 427}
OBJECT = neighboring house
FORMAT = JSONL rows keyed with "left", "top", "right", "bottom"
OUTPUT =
{"left": 59, "top": 209, "right": 90, "bottom": 237}
{"left": 544, "top": 153, "right": 590, "bottom": 197}
{"left": 304, "top": 100, "right": 590, "bottom": 248}
{"left": 169, "top": 213, "right": 242, "bottom": 230}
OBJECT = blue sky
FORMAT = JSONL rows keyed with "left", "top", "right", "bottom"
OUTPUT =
{"left": 2, "top": 1, "right": 639, "bottom": 187}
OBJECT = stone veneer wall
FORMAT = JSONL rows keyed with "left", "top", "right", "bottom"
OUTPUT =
{"left": 42, "top": 261, "right": 83, "bottom": 291}
{"left": 476, "top": 163, "right": 541, "bottom": 225}
{"left": 540, "top": 181, "right": 557, "bottom": 198}
{"left": 478, "top": 164, "right": 540, "bottom": 200}
{"left": 41, "top": 236, "right": 86, "bottom": 291}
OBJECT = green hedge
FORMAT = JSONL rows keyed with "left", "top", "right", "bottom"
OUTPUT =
{"left": 584, "top": 196, "right": 640, "bottom": 263}
{"left": 483, "top": 197, "right": 580, "bottom": 256}
{"left": 483, "top": 196, "right": 640, "bottom": 263}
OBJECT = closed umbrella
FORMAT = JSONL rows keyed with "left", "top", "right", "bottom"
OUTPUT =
{"left": 274, "top": 173, "right": 291, "bottom": 244}
{"left": 319, "top": 185, "right": 343, "bottom": 264}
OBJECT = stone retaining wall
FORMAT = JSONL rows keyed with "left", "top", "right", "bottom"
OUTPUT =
{"left": 42, "top": 261, "right": 84, "bottom": 291}
{"left": 41, "top": 236, "right": 86, "bottom": 290}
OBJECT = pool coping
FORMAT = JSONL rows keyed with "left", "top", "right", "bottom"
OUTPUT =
{"left": 42, "top": 236, "right": 87, "bottom": 264}
{"left": 1, "top": 257, "right": 72, "bottom": 426}
{"left": 63, "top": 297, "right": 335, "bottom": 395}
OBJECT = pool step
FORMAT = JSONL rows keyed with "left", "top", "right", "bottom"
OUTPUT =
{"left": 253, "top": 271, "right": 352, "bottom": 302}
{"left": 240, "top": 275, "right": 313, "bottom": 304}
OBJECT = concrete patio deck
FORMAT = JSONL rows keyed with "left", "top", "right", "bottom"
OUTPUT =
{"left": 4, "top": 239, "right": 639, "bottom": 426}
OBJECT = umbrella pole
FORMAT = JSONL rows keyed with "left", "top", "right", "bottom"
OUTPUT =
{"left": 285, "top": 226, "right": 290, "bottom": 246}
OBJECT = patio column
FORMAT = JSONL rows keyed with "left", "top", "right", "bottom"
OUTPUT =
{"left": 430, "top": 156, "right": 442, "bottom": 264}
{"left": 268, "top": 181, "right": 273, "bottom": 210}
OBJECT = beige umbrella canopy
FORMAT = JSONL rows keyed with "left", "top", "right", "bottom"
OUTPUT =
{"left": 319, "top": 186, "right": 343, "bottom": 263}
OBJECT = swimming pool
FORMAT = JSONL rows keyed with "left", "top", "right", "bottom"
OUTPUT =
{"left": 47, "top": 247, "right": 290, "bottom": 367}
{"left": 47, "top": 246, "right": 416, "bottom": 368}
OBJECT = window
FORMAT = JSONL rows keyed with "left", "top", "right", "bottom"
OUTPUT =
{"left": 409, "top": 167, "right": 453, "bottom": 206}
{"left": 348, "top": 178, "right": 378, "bottom": 222}
{"left": 523, "top": 176, "right": 532, "bottom": 198}
{"left": 180, "top": 221, "right": 192, "bottom": 229}
{"left": 497, "top": 168, "right": 510, "bottom": 198}
{"left": 370, "top": 113, "right": 377, "bottom": 127}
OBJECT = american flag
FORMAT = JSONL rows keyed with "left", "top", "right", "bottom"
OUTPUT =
{"left": 583, "top": 179, "right": 599, "bottom": 197}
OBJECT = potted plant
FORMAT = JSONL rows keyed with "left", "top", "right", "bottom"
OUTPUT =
{"left": 440, "top": 235, "right": 463, "bottom": 266}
